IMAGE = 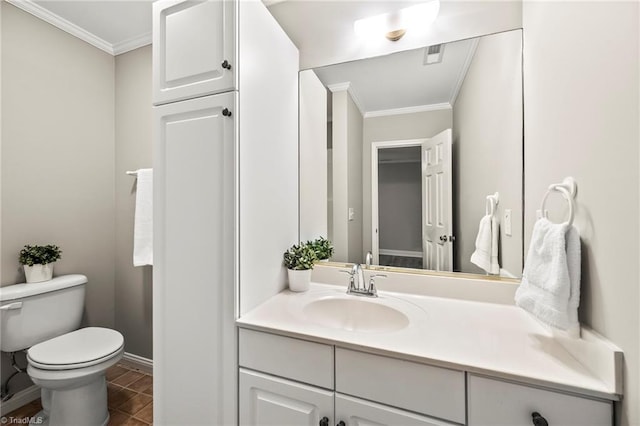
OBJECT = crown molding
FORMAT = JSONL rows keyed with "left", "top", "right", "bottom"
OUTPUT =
{"left": 364, "top": 103, "right": 452, "bottom": 119}
{"left": 113, "top": 32, "right": 152, "bottom": 55}
{"left": 6, "top": 0, "right": 151, "bottom": 56}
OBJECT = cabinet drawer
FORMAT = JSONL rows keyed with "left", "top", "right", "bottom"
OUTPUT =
{"left": 335, "top": 348, "right": 465, "bottom": 423}
{"left": 239, "top": 328, "right": 334, "bottom": 389}
{"left": 468, "top": 375, "right": 613, "bottom": 426}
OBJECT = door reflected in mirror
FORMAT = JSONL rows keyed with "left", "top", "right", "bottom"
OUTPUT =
{"left": 300, "top": 29, "right": 523, "bottom": 279}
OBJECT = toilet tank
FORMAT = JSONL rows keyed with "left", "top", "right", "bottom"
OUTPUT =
{"left": 0, "top": 274, "right": 87, "bottom": 352}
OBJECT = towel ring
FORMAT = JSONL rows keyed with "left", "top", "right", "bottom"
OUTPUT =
{"left": 540, "top": 177, "right": 577, "bottom": 226}
{"left": 485, "top": 192, "right": 499, "bottom": 216}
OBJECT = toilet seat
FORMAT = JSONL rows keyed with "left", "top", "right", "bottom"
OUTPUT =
{"left": 28, "top": 327, "right": 124, "bottom": 370}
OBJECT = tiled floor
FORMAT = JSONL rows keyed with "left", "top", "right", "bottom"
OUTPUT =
{"left": 2, "top": 363, "right": 153, "bottom": 425}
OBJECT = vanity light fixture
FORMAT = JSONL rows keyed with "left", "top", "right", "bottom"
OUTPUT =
{"left": 354, "top": 1, "right": 440, "bottom": 42}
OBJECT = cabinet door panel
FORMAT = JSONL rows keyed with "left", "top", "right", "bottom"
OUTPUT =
{"left": 154, "top": 92, "right": 236, "bottom": 425}
{"left": 335, "top": 394, "right": 458, "bottom": 426}
{"left": 153, "top": 0, "right": 235, "bottom": 105}
{"left": 468, "top": 375, "right": 613, "bottom": 426}
{"left": 240, "top": 369, "right": 334, "bottom": 426}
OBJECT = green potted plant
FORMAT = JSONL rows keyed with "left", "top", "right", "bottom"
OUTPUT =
{"left": 308, "top": 236, "right": 334, "bottom": 262}
{"left": 19, "top": 244, "right": 62, "bottom": 283}
{"left": 283, "top": 242, "right": 317, "bottom": 292}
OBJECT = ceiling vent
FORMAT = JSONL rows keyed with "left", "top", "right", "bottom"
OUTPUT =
{"left": 423, "top": 44, "right": 444, "bottom": 65}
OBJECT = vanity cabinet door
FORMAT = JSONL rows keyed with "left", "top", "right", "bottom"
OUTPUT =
{"left": 240, "top": 369, "right": 334, "bottom": 426}
{"left": 467, "top": 375, "right": 613, "bottom": 426}
{"left": 335, "top": 394, "right": 459, "bottom": 426}
{"left": 153, "top": 0, "right": 236, "bottom": 105}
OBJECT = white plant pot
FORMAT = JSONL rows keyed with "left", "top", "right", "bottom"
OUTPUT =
{"left": 24, "top": 263, "right": 54, "bottom": 283}
{"left": 287, "top": 269, "right": 311, "bottom": 292}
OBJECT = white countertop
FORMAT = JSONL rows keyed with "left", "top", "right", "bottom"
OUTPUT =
{"left": 237, "top": 282, "right": 621, "bottom": 401}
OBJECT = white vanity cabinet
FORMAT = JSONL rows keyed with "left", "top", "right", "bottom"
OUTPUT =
{"left": 238, "top": 329, "right": 462, "bottom": 426}
{"left": 239, "top": 328, "right": 616, "bottom": 426}
{"left": 152, "top": 0, "right": 235, "bottom": 105}
{"left": 467, "top": 375, "right": 613, "bottom": 426}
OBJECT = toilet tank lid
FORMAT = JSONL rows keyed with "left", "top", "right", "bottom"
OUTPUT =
{"left": 0, "top": 274, "right": 87, "bottom": 302}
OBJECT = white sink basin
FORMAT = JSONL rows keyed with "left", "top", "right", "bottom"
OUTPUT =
{"left": 302, "top": 296, "right": 410, "bottom": 332}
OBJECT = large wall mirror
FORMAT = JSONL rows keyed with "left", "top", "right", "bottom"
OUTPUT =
{"left": 300, "top": 29, "right": 523, "bottom": 279}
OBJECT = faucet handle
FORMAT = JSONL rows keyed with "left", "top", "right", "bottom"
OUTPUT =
{"left": 339, "top": 269, "right": 354, "bottom": 276}
{"left": 370, "top": 273, "right": 387, "bottom": 280}
{"left": 340, "top": 269, "right": 358, "bottom": 293}
{"left": 368, "top": 274, "right": 386, "bottom": 296}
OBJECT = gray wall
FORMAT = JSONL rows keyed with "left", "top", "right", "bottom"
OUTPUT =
{"left": 331, "top": 91, "right": 348, "bottom": 261}
{"left": 363, "top": 109, "right": 452, "bottom": 259}
{"left": 1, "top": 1, "right": 115, "bottom": 392}
{"left": 523, "top": 2, "right": 639, "bottom": 424}
{"left": 346, "top": 93, "right": 363, "bottom": 263}
{"left": 0, "top": 2, "right": 115, "bottom": 326}
{"left": 114, "top": 46, "right": 153, "bottom": 359}
{"left": 452, "top": 30, "right": 523, "bottom": 277}
{"left": 378, "top": 161, "right": 422, "bottom": 252}
{"left": 331, "top": 89, "right": 363, "bottom": 263}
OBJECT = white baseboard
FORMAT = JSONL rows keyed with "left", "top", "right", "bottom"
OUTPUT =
{"left": 0, "top": 385, "right": 40, "bottom": 416}
{"left": 121, "top": 352, "right": 153, "bottom": 374}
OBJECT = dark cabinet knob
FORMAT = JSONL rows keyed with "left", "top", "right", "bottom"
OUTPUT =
{"left": 319, "top": 417, "right": 329, "bottom": 426}
{"left": 532, "top": 412, "right": 549, "bottom": 426}
{"left": 221, "top": 60, "right": 232, "bottom": 70}
{"left": 336, "top": 422, "right": 346, "bottom": 426}
{"left": 222, "top": 108, "right": 232, "bottom": 117}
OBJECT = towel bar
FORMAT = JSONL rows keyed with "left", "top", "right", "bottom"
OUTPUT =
{"left": 126, "top": 171, "right": 138, "bottom": 176}
{"left": 540, "top": 177, "right": 577, "bottom": 226}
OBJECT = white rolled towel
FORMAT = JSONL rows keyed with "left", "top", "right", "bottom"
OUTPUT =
{"left": 133, "top": 168, "right": 153, "bottom": 267}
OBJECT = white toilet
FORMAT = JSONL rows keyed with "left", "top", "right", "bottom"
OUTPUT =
{"left": 0, "top": 274, "right": 124, "bottom": 426}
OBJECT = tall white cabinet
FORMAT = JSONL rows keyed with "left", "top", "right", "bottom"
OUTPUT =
{"left": 152, "top": 1, "right": 299, "bottom": 424}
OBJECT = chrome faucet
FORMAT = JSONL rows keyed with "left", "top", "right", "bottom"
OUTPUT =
{"left": 342, "top": 263, "right": 383, "bottom": 297}
{"left": 350, "top": 263, "right": 365, "bottom": 292}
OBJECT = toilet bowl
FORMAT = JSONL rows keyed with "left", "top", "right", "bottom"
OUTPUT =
{"left": 27, "top": 327, "right": 125, "bottom": 426}
{"left": 0, "top": 275, "right": 126, "bottom": 426}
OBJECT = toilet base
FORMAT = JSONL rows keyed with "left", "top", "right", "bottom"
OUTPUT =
{"left": 35, "top": 375, "right": 110, "bottom": 426}
{"left": 27, "top": 346, "right": 123, "bottom": 426}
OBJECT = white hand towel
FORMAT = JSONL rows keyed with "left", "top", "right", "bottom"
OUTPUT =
{"left": 133, "top": 168, "right": 153, "bottom": 267}
{"left": 515, "top": 218, "right": 581, "bottom": 331}
{"left": 470, "top": 215, "right": 500, "bottom": 274}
